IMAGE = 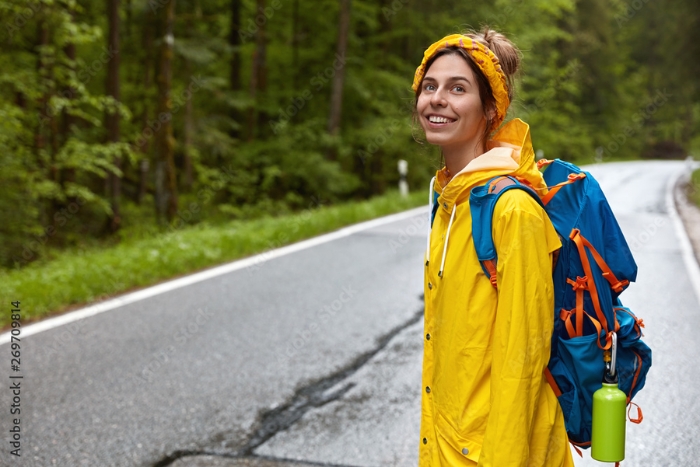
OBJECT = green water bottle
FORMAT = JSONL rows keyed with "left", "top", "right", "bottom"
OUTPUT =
{"left": 591, "top": 332, "right": 626, "bottom": 462}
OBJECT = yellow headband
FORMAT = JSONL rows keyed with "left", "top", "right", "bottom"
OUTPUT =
{"left": 412, "top": 34, "right": 510, "bottom": 133}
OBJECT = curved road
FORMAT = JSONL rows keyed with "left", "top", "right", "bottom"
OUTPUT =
{"left": 1, "top": 160, "right": 698, "bottom": 467}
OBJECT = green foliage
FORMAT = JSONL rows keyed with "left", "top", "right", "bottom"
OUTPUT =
{"left": 0, "top": 0, "right": 698, "bottom": 277}
{"left": 0, "top": 0, "right": 133, "bottom": 266}
{"left": 690, "top": 167, "right": 700, "bottom": 207}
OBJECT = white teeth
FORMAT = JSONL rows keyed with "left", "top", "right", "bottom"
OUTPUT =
{"left": 428, "top": 116, "right": 453, "bottom": 123}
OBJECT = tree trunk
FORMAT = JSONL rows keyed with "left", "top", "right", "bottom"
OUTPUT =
{"left": 155, "top": 0, "right": 178, "bottom": 223}
{"left": 48, "top": 31, "right": 59, "bottom": 162}
{"left": 61, "top": 9, "right": 77, "bottom": 191}
{"left": 136, "top": 7, "right": 154, "bottom": 204}
{"left": 228, "top": 0, "right": 242, "bottom": 138}
{"left": 106, "top": 0, "right": 122, "bottom": 232}
{"left": 327, "top": 0, "right": 351, "bottom": 137}
{"left": 229, "top": 0, "right": 242, "bottom": 91}
{"left": 37, "top": 11, "right": 63, "bottom": 232}
{"left": 62, "top": 41, "right": 76, "bottom": 145}
{"left": 183, "top": 59, "right": 194, "bottom": 190}
{"left": 378, "top": 0, "right": 392, "bottom": 53}
{"left": 125, "top": 0, "right": 132, "bottom": 37}
{"left": 292, "top": 0, "right": 299, "bottom": 89}
{"left": 247, "top": 0, "right": 267, "bottom": 141}
{"left": 35, "top": 16, "right": 51, "bottom": 230}
{"left": 15, "top": 92, "right": 25, "bottom": 109}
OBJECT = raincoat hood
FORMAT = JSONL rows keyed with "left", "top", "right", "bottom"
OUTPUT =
{"left": 433, "top": 118, "right": 548, "bottom": 210}
{"left": 426, "top": 118, "right": 550, "bottom": 278}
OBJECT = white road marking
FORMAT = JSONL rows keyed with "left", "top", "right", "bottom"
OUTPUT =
{"left": 0, "top": 206, "right": 427, "bottom": 345}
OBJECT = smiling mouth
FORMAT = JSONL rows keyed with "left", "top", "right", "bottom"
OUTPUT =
{"left": 426, "top": 115, "right": 456, "bottom": 124}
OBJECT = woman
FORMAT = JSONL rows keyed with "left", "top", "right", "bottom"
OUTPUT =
{"left": 414, "top": 28, "right": 575, "bottom": 466}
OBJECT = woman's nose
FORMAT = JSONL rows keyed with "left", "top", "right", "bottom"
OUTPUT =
{"left": 430, "top": 88, "right": 447, "bottom": 107}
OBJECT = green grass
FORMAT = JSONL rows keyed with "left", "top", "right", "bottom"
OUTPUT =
{"left": 691, "top": 168, "right": 700, "bottom": 208}
{"left": 1, "top": 190, "right": 426, "bottom": 329}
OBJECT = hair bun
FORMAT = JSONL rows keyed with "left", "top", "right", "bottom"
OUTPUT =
{"left": 470, "top": 27, "right": 520, "bottom": 77}
{"left": 466, "top": 26, "right": 521, "bottom": 100}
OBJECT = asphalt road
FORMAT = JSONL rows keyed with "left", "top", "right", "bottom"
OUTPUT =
{"left": 1, "top": 160, "right": 699, "bottom": 467}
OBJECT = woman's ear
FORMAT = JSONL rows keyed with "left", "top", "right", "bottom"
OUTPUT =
{"left": 486, "top": 105, "right": 496, "bottom": 121}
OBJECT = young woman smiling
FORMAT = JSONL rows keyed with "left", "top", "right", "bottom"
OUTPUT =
{"left": 414, "top": 28, "right": 575, "bottom": 467}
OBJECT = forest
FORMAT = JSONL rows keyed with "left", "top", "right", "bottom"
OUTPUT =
{"left": 1, "top": 0, "right": 699, "bottom": 270}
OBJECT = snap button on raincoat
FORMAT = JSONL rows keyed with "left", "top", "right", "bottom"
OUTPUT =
{"left": 420, "top": 119, "right": 575, "bottom": 467}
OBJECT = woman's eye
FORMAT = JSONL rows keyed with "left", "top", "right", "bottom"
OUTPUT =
{"left": 453, "top": 85, "right": 465, "bottom": 92}
{"left": 424, "top": 84, "right": 436, "bottom": 91}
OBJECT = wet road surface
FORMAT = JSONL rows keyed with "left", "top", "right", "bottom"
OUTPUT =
{"left": 2, "top": 160, "right": 699, "bottom": 467}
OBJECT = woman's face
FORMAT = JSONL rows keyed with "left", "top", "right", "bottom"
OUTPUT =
{"left": 416, "top": 53, "right": 487, "bottom": 151}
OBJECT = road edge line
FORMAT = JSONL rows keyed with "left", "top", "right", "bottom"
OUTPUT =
{"left": 0, "top": 205, "right": 428, "bottom": 345}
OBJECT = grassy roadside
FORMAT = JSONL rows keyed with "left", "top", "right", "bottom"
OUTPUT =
{"left": 2, "top": 189, "right": 426, "bottom": 329}
{"left": 690, "top": 168, "right": 700, "bottom": 208}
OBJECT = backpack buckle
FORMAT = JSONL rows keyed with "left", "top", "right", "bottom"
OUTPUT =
{"left": 603, "top": 272, "right": 629, "bottom": 293}
{"left": 567, "top": 276, "right": 588, "bottom": 291}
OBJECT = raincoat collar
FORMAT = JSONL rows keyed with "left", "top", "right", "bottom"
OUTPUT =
{"left": 433, "top": 118, "right": 548, "bottom": 213}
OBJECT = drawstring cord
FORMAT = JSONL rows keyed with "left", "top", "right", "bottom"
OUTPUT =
{"left": 425, "top": 176, "right": 436, "bottom": 266}
{"left": 425, "top": 174, "right": 456, "bottom": 278}
{"left": 438, "top": 203, "right": 456, "bottom": 278}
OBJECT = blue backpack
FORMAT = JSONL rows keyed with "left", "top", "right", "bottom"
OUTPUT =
{"left": 465, "top": 158, "right": 652, "bottom": 453}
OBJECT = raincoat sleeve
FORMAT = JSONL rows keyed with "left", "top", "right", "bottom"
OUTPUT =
{"left": 479, "top": 190, "right": 561, "bottom": 467}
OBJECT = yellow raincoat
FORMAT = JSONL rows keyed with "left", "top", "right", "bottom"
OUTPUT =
{"left": 419, "top": 118, "right": 575, "bottom": 467}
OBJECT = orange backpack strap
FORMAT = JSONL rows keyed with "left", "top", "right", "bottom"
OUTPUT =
{"left": 566, "top": 276, "right": 587, "bottom": 337}
{"left": 575, "top": 233, "right": 630, "bottom": 293}
{"left": 543, "top": 367, "right": 562, "bottom": 397}
{"left": 537, "top": 158, "right": 554, "bottom": 169}
{"left": 615, "top": 307, "right": 645, "bottom": 337}
{"left": 541, "top": 172, "right": 586, "bottom": 205}
{"left": 628, "top": 401, "right": 643, "bottom": 424}
{"left": 625, "top": 350, "right": 644, "bottom": 424}
{"left": 569, "top": 439, "right": 590, "bottom": 457}
{"left": 481, "top": 176, "right": 518, "bottom": 290}
{"left": 569, "top": 228, "right": 612, "bottom": 349}
{"left": 560, "top": 306, "right": 602, "bottom": 339}
{"left": 483, "top": 259, "right": 498, "bottom": 290}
